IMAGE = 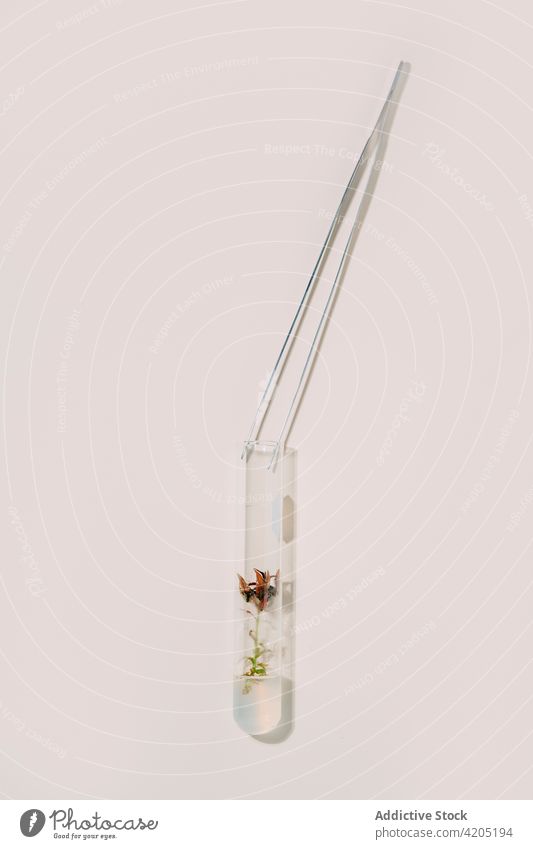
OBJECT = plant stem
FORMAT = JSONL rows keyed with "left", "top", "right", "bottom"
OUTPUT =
{"left": 254, "top": 611, "right": 260, "bottom": 660}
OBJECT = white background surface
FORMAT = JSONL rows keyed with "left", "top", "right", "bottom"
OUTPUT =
{"left": 1, "top": 0, "right": 532, "bottom": 798}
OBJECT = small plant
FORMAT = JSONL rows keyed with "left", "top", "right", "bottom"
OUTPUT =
{"left": 237, "top": 569, "right": 280, "bottom": 690}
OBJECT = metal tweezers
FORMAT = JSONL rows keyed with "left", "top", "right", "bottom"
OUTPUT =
{"left": 242, "top": 61, "right": 406, "bottom": 469}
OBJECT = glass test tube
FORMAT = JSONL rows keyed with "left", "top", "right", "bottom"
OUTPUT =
{"left": 233, "top": 442, "right": 296, "bottom": 736}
